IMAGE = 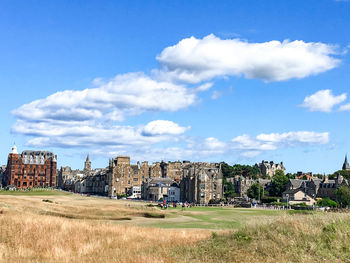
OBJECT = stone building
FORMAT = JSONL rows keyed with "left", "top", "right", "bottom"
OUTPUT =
{"left": 149, "top": 162, "right": 162, "bottom": 178}
{"left": 284, "top": 174, "right": 350, "bottom": 200}
{"left": 255, "top": 160, "right": 285, "bottom": 177}
{"left": 226, "top": 176, "right": 271, "bottom": 198}
{"left": 282, "top": 189, "right": 316, "bottom": 206}
{"left": 0, "top": 165, "right": 6, "bottom": 188}
{"left": 180, "top": 162, "right": 223, "bottom": 204}
{"left": 74, "top": 169, "right": 109, "bottom": 195}
{"left": 108, "top": 156, "right": 150, "bottom": 197}
{"left": 160, "top": 161, "right": 183, "bottom": 181}
{"left": 3, "top": 145, "right": 57, "bottom": 188}
{"left": 142, "top": 177, "right": 180, "bottom": 202}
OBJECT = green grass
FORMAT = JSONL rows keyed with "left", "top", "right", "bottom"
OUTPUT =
{"left": 172, "top": 214, "right": 350, "bottom": 263}
{"left": 149, "top": 207, "right": 284, "bottom": 230}
{"left": 0, "top": 189, "right": 70, "bottom": 196}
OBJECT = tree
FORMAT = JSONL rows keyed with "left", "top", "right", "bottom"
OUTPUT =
{"left": 223, "top": 180, "right": 238, "bottom": 198}
{"left": 247, "top": 183, "right": 264, "bottom": 200}
{"left": 232, "top": 164, "right": 261, "bottom": 179}
{"left": 269, "top": 170, "right": 288, "bottom": 197}
{"left": 335, "top": 186, "right": 350, "bottom": 207}
{"left": 317, "top": 198, "right": 337, "bottom": 208}
{"left": 286, "top": 173, "right": 296, "bottom": 179}
{"left": 332, "top": 170, "right": 350, "bottom": 179}
{"left": 220, "top": 162, "right": 233, "bottom": 178}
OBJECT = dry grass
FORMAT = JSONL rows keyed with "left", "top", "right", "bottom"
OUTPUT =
{"left": 0, "top": 195, "right": 210, "bottom": 263}
{"left": 2, "top": 194, "right": 350, "bottom": 263}
{"left": 175, "top": 212, "right": 350, "bottom": 263}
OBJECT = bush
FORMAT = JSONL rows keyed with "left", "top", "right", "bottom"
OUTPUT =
{"left": 261, "top": 196, "right": 279, "bottom": 204}
{"left": 317, "top": 198, "right": 337, "bottom": 208}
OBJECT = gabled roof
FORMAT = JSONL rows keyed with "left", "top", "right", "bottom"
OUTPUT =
{"left": 288, "top": 179, "right": 306, "bottom": 189}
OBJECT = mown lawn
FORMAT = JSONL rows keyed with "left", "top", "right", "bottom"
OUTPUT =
{"left": 149, "top": 206, "right": 284, "bottom": 229}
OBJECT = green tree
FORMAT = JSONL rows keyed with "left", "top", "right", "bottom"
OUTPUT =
{"left": 286, "top": 173, "right": 296, "bottom": 179}
{"left": 269, "top": 170, "right": 288, "bottom": 197}
{"left": 232, "top": 164, "right": 261, "bottom": 179}
{"left": 247, "top": 183, "right": 264, "bottom": 200}
{"left": 335, "top": 186, "right": 350, "bottom": 207}
{"left": 223, "top": 180, "right": 238, "bottom": 198}
{"left": 317, "top": 198, "right": 337, "bottom": 208}
{"left": 220, "top": 162, "right": 233, "bottom": 178}
{"left": 332, "top": 170, "right": 350, "bottom": 179}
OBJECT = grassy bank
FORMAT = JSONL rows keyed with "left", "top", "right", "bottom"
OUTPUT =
{"left": 174, "top": 213, "right": 350, "bottom": 263}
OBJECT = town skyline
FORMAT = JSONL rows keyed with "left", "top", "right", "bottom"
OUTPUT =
{"left": 1, "top": 1, "right": 350, "bottom": 173}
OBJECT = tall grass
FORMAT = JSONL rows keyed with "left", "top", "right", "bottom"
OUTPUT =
{"left": 174, "top": 213, "right": 350, "bottom": 263}
{"left": 1, "top": 194, "right": 350, "bottom": 262}
{"left": 0, "top": 209, "right": 209, "bottom": 263}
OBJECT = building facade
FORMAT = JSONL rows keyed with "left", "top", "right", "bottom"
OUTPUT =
{"left": 255, "top": 160, "right": 286, "bottom": 177}
{"left": 142, "top": 177, "right": 180, "bottom": 202}
{"left": 108, "top": 156, "right": 150, "bottom": 197}
{"left": 180, "top": 162, "right": 223, "bottom": 204}
{"left": 4, "top": 146, "right": 57, "bottom": 189}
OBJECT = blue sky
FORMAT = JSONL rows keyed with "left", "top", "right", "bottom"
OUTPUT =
{"left": 1, "top": 0, "right": 350, "bottom": 173}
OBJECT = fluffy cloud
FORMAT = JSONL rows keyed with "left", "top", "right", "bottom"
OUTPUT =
{"left": 301, "top": 89, "right": 347, "bottom": 112}
{"left": 142, "top": 120, "right": 190, "bottom": 136}
{"left": 11, "top": 34, "right": 336, "bottom": 162}
{"left": 13, "top": 72, "right": 196, "bottom": 123}
{"left": 12, "top": 119, "right": 188, "bottom": 148}
{"left": 338, "top": 103, "right": 350, "bottom": 111}
{"left": 156, "top": 34, "right": 340, "bottom": 83}
{"left": 232, "top": 131, "right": 329, "bottom": 157}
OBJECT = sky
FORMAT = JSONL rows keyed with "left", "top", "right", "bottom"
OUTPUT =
{"left": 1, "top": 0, "right": 350, "bottom": 173}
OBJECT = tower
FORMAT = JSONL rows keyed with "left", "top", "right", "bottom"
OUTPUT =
{"left": 84, "top": 154, "right": 91, "bottom": 175}
{"left": 342, "top": 154, "right": 350, "bottom": 171}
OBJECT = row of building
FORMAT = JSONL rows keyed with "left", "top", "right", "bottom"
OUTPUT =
{"left": 0, "top": 146, "right": 224, "bottom": 204}
{"left": 71, "top": 155, "right": 223, "bottom": 204}
{"left": 2, "top": 144, "right": 350, "bottom": 206}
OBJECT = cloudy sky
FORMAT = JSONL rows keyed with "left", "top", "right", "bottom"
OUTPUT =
{"left": 1, "top": 0, "right": 350, "bottom": 173}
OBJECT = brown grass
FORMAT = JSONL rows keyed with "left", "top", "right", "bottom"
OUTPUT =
{"left": 0, "top": 195, "right": 210, "bottom": 263}
{"left": 2, "top": 194, "right": 350, "bottom": 263}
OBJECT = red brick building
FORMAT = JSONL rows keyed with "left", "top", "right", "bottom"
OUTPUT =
{"left": 4, "top": 145, "right": 57, "bottom": 188}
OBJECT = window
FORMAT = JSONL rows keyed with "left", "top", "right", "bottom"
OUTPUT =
{"left": 133, "top": 178, "right": 138, "bottom": 181}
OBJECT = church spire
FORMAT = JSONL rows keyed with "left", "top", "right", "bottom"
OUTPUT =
{"left": 84, "top": 154, "right": 92, "bottom": 174}
{"left": 342, "top": 154, "right": 350, "bottom": 170}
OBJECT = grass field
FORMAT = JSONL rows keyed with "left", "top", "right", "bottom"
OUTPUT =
{"left": 1, "top": 190, "right": 350, "bottom": 262}
{"left": 0, "top": 189, "right": 70, "bottom": 196}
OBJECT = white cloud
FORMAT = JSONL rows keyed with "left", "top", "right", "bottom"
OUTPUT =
{"left": 156, "top": 34, "right": 340, "bottom": 83}
{"left": 11, "top": 34, "right": 337, "bottom": 162}
{"left": 12, "top": 72, "right": 196, "bottom": 123}
{"left": 195, "top": 82, "right": 213, "bottom": 91}
{"left": 231, "top": 131, "right": 329, "bottom": 157}
{"left": 338, "top": 103, "right": 350, "bottom": 111}
{"left": 301, "top": 89, "right": 347, "bottom": 112}
{"left": 256, "top": 131, "right": 330, "bottom": 145}
{"left": 12, "top": 119, "right": 187, "bottom": 148}
{"left": 211, "top": 90, "right": 222, "bottom": 100}
{"left": 142, "top": 120, "right": 190, "bottom": 136}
